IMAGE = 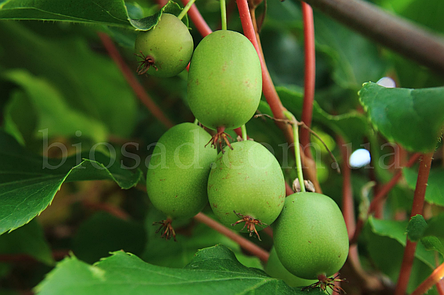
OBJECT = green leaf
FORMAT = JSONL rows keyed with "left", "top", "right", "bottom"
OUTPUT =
{"left": 0, "top": 21, "right": 137, "bottom": 138}
{"left": 72, "top": 212, "right": 147, "bottom": 264}
{"left": 36, "top": 245, "right": 316, "bottom": 295}
{"left": 365, "top": 216, "right": 438, "bottom": 293}
{"left": 407, "top": 214, "right": 444, "bottom": 256}
{"left": 314, "top": 14, "right": 387, "bottom": 91}
{"left": 423, "top": 214, "right": 444, "bottom": 240}
{"left": 403, "top": 167, "right": 444, "bottom": 206}
{"left": 359, "top": 82, "right": 444, "bottom": 152}
{"left": 0, "top": 0, "right": 186, "bottom": 31}
{"left": 278, "top": 86, "right": 369, "bottom": 148}
{"left": 3, "top": 69, "right": 108, "bottom": 142}
{"left": 0, "top": 219, "right": 53, "bottom": 265}
{"left": 367, "top": 216, "right": 435, "bottom": 268}
{"left": 0, "top": 130, "right": 143, "bottom": 235}
{"left": 0, "top": 0, "right": 130, "bottom": 27}
{"left": 129, "top": 1, "right": 186, "bottom": 31}
{"left": 401, "top": 0, "right": 444, "bottom": 35}
{"left": 420, "top": 236, "right": 444, "bottom": 257}
{"left": 2, "top": 90, "right": 33, "bottom": 146}
{"left": 406, "top": 214, "right": 427, "bottom": 241}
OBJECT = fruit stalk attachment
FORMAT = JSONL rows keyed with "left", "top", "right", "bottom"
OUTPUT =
{"left": 220, "top": 0, "right": 227, "bottom": 30}
{"left": 284, "top": 111, "right": 305, "bottom": 193}
{"left": 241, "top": 125, "right": 248, "bottom": 141}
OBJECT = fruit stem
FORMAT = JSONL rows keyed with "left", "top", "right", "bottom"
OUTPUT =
{"left": 395, "top": 151, "right": 434, "bottom": 295}
{"left": 284, "top": 111, "right": 305, "bottom": 193}
{"left": 193, "top": 118, "right": 199, "bottom": 125}
{"left": 220, "top": 0, "right": 227, "bottom": 30}
{"left": 177, "top": 0, "right": 197, "bottom": 20}
{"left": 241, "top": 125, "right": 247, "bottom": 141}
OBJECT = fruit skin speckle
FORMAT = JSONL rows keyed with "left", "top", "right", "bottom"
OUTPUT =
{"left": 273, "top": 192, "right": 349, "bottom": 280}
{"left": 187, "top": 30, "right": 262, "bottom": 130}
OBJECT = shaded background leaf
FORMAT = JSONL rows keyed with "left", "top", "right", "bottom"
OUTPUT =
{"left": 0, "top": 220, "right": 53, "bottom": 265}
{"left": 0, "top": 21, "right": 138, "bottom": 142}
{"left": 0, "top": 131, "right": 143, "bottom": 235}
{"left": 72, "top": 212, "right": 146, "bottom": 264}
{"left": 403, "top": 167, "right": 444, "bottom": 206}
{"left": 364, "top": 216, "right": 439, "bottom": 294}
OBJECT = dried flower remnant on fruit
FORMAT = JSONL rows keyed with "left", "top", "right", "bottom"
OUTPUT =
{"left": 146, "top": 123, "right": 217, "bottom": 241}
{"left": 153, "top": 218, "right": 177, "bottom": 241}
{"left": 135, "top": 51, "right": 157, "bottom": 75}
{"left": 205, "top": 126, "right": 233, "bottom": 151}
{"left": 231, "top": 211, "right": 267, "bottom": 240}
{"left": 302, "top": 274, "right": 347, "bottom": 294}
{"left": 134, "top": 13, "right": 193, "bottom": 78}
{"left": 207, "top": 141, "right": 285, "bottom": 235}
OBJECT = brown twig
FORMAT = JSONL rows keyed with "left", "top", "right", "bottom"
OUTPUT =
{"left": 300, "top": 0, "right": 444, "bottom": 74}
{"left": 193, "top": 212, "right": 269, "bottom": 262}
{"left": 97, "top": 32, "right": 174, "bottom": 128}
{"left": 395, "top": 152, "right": 434, "bottom": 295}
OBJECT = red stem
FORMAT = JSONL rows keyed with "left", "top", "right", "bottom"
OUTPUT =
{"left": 193, "top": 212, "right": 269, "bottom": 262}
{"left": 338, "top": 137, "right": 355, "bottom": 237}
{"left": 236, "top": 0, "right": 321, "bottom": 193}
{"left": 350, "top": 152, "right": 421, "bottom": 244}
{"left": 437, "top": 278, "right": 444, "bottom": 295}
{"left": 181, "top": 0, "right": 212, "bottom": 37}
{"left": 395, "top": 152, "right": 434, "bottom": 295}
{"left": 339, "top": 136, "right": 384, "bottom": 291}
{"left": 410, "top": 262, "right": 444, "bottom": 295}
{"left": 236, "top": 0, "right": 286, "bottom": 123}
{"left": 97, "top": 32, "right": 174, "bottom": 128}
{"left": 369, "top": 153, "right": 421, "bottom": 213}
{"left": 300, "top": 2, "right": 316, "bottom": 156}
